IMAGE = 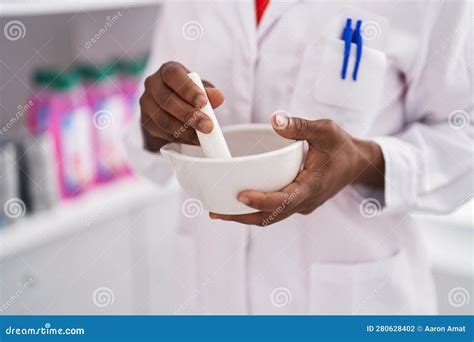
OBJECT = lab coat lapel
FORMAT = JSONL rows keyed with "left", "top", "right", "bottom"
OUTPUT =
{"left": 235, "top": 0, "right": 258, "bottom": 52}
{"left": 257, "top": 0, "right": 302, "bottom": 40}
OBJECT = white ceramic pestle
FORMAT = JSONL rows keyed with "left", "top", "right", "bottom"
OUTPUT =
{"left": 187, "top": 72, "right": 232, "bottom": 159}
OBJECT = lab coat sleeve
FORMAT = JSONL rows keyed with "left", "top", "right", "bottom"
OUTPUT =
{"left": 371, "top": 1, "right": 473, "bottom": 214}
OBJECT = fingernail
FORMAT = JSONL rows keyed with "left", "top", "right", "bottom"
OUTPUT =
{"left": 273, "top": 114, "right": 289, "bottom": 129}
{"left": 195, "top": 94, "right": 207, "bottom": 107}
{"left": 197, "top": 117, "right": 213, "bottom": 133}
{"left": 238, "top": 195, "right": 250, "bottom": 205}
{"left": 209, "top": 213, "right": 220, "bottom": 220}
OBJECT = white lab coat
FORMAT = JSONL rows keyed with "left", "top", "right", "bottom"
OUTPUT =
{"left": 124, "top": 0, "right": 473, "bottom": 314}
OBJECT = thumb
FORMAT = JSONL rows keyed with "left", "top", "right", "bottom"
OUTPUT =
{"left": 205, "top": 87, "right": 225, "bottom": 109}
{"left": 271, "top": 114, "right": 315, "bottom": 141}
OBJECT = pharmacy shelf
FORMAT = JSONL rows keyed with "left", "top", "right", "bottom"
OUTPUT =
{"left": 412, "top": 202, "right": 473, "bottom": 277}
{"left": 419, "top": 223, "right": 473, "bottom": 276}
{"left": 0, "top": 177, "right": 176, "bottom": 261}
{"left": 1, "top": 0, "right": 159, "bottom": 17}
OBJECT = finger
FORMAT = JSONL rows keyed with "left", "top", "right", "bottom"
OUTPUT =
{"left": 160, "top": 62, "right": 207, "bottom": 107}
{"left": 148, "top": 82, "right": 213, "bottom": 134}
{"left": 272, "top": 115, "right": 340, "bottom": 148}
{"left": 271, "top": 114, "right": 315, "bottom": 141}
{"left": 237, "top": 188, "right": 297, "bottom": 212}
{"left": 205, "top": 87, "right": 225, "bottom": 109}
{"left": 152, "top": 109, "right": 200, "bottom": 145}
{"left": 237, "top": 170, "right": 313, "bottom": 212}
{"left": 143, "top": 118, "right": 199, "bottom": 145}
{"left": 140, "top": 91, "right": 160, "bottom": 117}
{"left": 199, "top": 80, "right": 225, "bottom": 109}
{"left": 141, "top": 110, "right": 199, "bottom": 145}
{"left": 141, "top": 111, "right": 169, "bottom": 139}
{"left": 271, "top": 115, "right": 330, "bottom": 142}
{"left": 298, "top": 207, "right": 315, "bottom": 215}
{"left": 209, "top": 211, "right": 290, "bottom": 227}
{"left": 140, "top": 93, "right": 164, "bottom": 136}
{"left": 141, "top": 92, "right": 199, "bottom": 144}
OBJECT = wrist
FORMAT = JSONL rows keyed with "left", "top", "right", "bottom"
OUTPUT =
{"left": 351, "top": 138, "right": 385, "bottom": 187}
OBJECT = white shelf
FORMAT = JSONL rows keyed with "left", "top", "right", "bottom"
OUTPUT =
{"left": 1, "top": 0, "right": 159, "bottom": 17}
{"left": 419, "top": 223, "right": 473, "bottom": 276}
{"left": 412, "top": 202, "right": 473, "bottom": 277}
{"left": 0, "top": 177, "right": 175, "bottom": 261}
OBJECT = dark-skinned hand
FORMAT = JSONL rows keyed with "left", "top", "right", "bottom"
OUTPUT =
{"left": 210, "top": 115, "right": 385, "bottom": 226}
{"left": 140, "top": 61, "right": 224, "bottom": 152}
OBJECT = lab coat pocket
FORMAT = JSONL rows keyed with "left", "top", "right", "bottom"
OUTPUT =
{"left": 291, "top": 38, "right": 387, "bottom": 136}
{"left": 308, "top": 250, "right": 417, "bottom": 314}
{"left": 315, "top": 38, "right": 387, "bottom": 114}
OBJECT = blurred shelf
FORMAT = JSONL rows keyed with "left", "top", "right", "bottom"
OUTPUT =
{"left": 412, "top": 202, "right": 473, "bottom": 277}
{"left": 1, "top": 0, "right": 159, "bottom": 17}
{"left": 419, "top": 223, "right": 473, "bottom": 276}
{"left": 0, "top": 177, "right": 175, "bottom": 261}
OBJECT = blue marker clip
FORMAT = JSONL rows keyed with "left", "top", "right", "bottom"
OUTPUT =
{"left": 341, "top": 18, "right": 353, "bottom": 80}
{"left": 352, "top": 19, "right": 363, "bottom": 81}
{"left": 340, "top": 18, "right": 363, "bottom": 81}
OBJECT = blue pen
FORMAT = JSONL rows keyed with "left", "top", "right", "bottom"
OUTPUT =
{"left": 341, "top": 18, "right": 353, "bottom": 80}
{"left": 352, "top": 19, "right": 363, "bottom": 81}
